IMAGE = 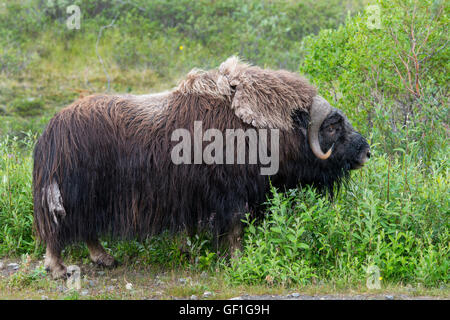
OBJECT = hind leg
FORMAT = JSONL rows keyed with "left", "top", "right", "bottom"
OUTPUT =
{"left": 86, "top": 239, "right": 117, "bottom": 268}
{"left": 44, "top": 244, "right": 67, "bottom": 279}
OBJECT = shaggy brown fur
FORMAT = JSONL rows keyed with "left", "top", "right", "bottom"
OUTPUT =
{"left": 178, "top": 56, "right": 317, "bottom": 129}
{"left": 34, "top": 56, "right": 365, "bottom": 278}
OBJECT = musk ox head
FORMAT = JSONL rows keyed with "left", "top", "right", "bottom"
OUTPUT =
{"left": 307, "top": 95, "right": 370, "bottom": 169}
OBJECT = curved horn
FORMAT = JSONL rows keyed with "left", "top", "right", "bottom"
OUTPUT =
{"left": 308, "top": 96, "right": 333, "bottom": 160}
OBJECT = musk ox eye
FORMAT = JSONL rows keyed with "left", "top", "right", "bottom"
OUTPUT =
{"left": 327, "top": 126, "right": 336, "bottom": 134}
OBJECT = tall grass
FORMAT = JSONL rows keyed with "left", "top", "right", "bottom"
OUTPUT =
{"left": 0, "top": 134, "right": 38, "bottom": 257}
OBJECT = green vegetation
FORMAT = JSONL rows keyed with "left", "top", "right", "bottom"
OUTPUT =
{"left": 0, "top": 135, "right": 36, "bottom": 257}
{"left": 0, "top": 0, "right": 448, "bottom": 294}
{"left": 300, "top": 0, "right": 449, "bottom": 159}
{"left": 226, "top": 155, "right": 448, "bottom": 287}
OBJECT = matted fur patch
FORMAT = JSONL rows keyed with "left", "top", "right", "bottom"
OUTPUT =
{"left": 176, "top": 56, "right": 317, "bottom": 130}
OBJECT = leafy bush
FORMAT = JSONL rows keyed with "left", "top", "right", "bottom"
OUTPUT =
{"left": 225, "top": 190, "right": 315, "bottom": 286}
{"left": 225, "top": 147, "right": 449, "bottom": 287}
{"left": 299, "top": 0, "right": 449, "bottom": 157}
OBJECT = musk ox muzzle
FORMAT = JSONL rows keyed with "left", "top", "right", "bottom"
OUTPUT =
{"left": 32, "top": 56, "right": 369, "bottom": 278}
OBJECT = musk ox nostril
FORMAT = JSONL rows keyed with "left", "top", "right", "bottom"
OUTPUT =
{"left": 366, "top": 150, "right": 371, "bottom": 158}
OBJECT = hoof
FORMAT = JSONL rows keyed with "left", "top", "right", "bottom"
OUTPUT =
{"left": 93, "top": 253, "right": 117, "bottom": 268}
{"left": 46, "top": 265, "right": 68, "bottom": 280}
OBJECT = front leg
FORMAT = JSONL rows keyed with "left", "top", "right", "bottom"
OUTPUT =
{"left": 227, "top": 211, "right": 244, "bottom": 258}
{"left": 44, "top": 244, "right": 67, "bottom": 279}
{"left": 214, "top": 211, "right": 245, "bottom": 259}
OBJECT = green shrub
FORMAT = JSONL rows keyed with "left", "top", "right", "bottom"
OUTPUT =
{"left": 299, "top": 0, "right": 449, "bottom": 158}
{"left": 225, "top": 147, "right": 449, "bottom": 287}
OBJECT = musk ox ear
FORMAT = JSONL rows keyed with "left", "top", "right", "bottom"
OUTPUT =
{"left": 218, "top": 56, "right": 317, "bottom": 130}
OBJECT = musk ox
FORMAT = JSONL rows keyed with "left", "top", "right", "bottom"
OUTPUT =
{"left": 33, "top": 56, "right": 370, "bottom": 278}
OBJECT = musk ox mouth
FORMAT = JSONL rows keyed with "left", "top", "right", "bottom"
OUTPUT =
{"left": 352, "top": 149, "right": 371, "bottom": 170}
{"left": 352, "top": 163, "right": 365, "bottom": 170}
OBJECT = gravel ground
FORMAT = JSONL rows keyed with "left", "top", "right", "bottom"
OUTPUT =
{"left": 227, "top": 293, "right": 442, "bottom": 300}
{"left": 0, "top": 258, "right": 447, "bottom": 300}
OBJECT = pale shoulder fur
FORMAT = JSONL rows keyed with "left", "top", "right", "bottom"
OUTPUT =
{"left": 176, "top": 56, "right": 317, "bottom": 130}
